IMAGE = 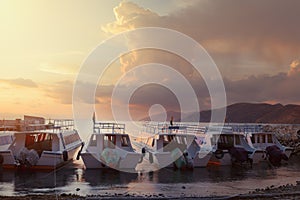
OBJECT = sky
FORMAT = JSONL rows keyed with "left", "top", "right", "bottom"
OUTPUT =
{"left": 0, "top": 0, "right": 299, "bottom": 120}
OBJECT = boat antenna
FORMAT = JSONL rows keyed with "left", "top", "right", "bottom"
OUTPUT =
{"left": 92, "top": 112, "right": 96, "bottom": 123}
{"left": 92, "top": 112, "right": 96, "bottom": 128}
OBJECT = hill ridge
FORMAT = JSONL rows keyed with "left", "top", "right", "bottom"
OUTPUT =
{"left": 141, "top": 103, "right": 300, "bottom": 124}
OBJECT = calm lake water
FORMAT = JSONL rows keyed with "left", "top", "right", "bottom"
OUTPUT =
{"left": 1, "top": 156, "right": 300, "bottom": 198}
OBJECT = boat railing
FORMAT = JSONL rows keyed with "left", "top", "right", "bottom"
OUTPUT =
{"left": 142, "top": 122, "right": 266, "bottom": 136}
{"left": 148, "top": 122, "right": 183, "bottom": 134}
{"left": 205, "top": 126, "right": 233, "bottom": 133}
{"left": 50, "top": 119, "right": 74, "bottom": 132}
{"left": 142, "top": 121, "right": 200, "bottom": 135}
{"left": 184, "top": 124, "right": 206, "bottom": 135}
{"left": 21, "top": 119, "right": 75, "bottom": 134}
{"left": 93, "top": 122, "right": 125, "bottom": 134}
{"left": 229, "top": 124, "right": 263, "bottom": 134}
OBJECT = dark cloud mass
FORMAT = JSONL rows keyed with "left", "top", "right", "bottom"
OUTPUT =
{"left": 99, "top": 0, "right": 300, "bottom": 112}
{"left": 46, "top": 1, "right": 300, "bottom": 120}
{"left": 103, "top": 0, "right": 300, "bottom": 77}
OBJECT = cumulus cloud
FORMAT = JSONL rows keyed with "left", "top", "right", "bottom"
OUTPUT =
{"left": 102, "top": 1, "right": 160, "bottom": 34}
{"left": 288, "top": 60, "right": 300, "bottom": 76}
{"left": 44, "top": 1, "right": 300, "bottom": 120}
{"left": 0, "top": 78, "right": 38, "bottom": 88}
{"left": 103, "top": 1, "right": 300, "bottom": 78}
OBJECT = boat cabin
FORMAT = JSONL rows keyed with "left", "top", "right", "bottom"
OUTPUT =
{"left": 0, "top": 132, "right": 14, "bottom": 151}
{"left": 0, "top": 119, "right": 83, "bottom": 169}
{"left": 86, "top": 122, "right": 135, "bottom": 155}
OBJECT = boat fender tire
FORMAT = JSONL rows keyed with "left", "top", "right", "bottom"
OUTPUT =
{"left": 142, "top": 147, "right": 146, "bottom": 154}
{"left": 0, "top": 154, "right": 3, "bottom": 165}
{"left": 214, "top": 149, "right": 224, "bottom": 159}
{"left": 63, "top": 150, "right": 68, "bottom": 162}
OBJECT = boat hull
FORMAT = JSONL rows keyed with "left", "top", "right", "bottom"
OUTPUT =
{"left": 208, "top": 150, "right": 232, "bottom": 166}
{"left": 193, "top": 151, "right": 212, "bottom": 167}
{"left": 0, "top": 144, "right": 81, "bottom": 170}
{"left": 81, "top": 151, "right": 142, "bottom": 169}
{"left": 250, "top": 149, "right": 266, "bottom": 164}
{"left": 153, "top": 152, "right": 174, "bottom": 168}
{"left": 284, "top": 148, "right": 293, "bottom": 158}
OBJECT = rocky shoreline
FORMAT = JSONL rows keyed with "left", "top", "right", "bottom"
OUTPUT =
{"left": 1, "top": 182, "right": 300, "bottom": 200}
{"left": 231, "top": 181, "right": 300, "bottom": 200}
{"left": 1, "top": 180, "right": 300, "bottom": 200}
{"left": 262, "top": 124, "right": 300, "bottom": 154}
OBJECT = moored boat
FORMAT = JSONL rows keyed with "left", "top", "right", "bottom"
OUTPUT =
{"left": 133, "top": 122, "right": 212, "bottom": 169}
{"left": 0, "top": 120, "right": 84, "bottom": 170}
{"left": 81, "top": 122, "right": 142, "bottom": 170}
{"left": 204, "top": 126, "right": 263, "bottom": 167}
{"left": 245, "top": 131, "right": 293, "bottom": 166}
{"left": 0, "top": 131, "right": 15, "bottom": 166}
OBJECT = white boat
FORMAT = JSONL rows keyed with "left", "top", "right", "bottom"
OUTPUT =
{"left": 204, "top": 126, "right": 263, "bottom": 166}
{"left": 0, "top": 120, "right": 84, "bottom": 170}
{"left": 0, "top": 131, "right": 15, "bottom": 165}
{"left": 81, "top": 122, "right": 142, "bottom": 170}
{"left": 245, "top": 132, "right": 293, "bottom": 166}
{"left": 133, "top": 122, "right": 212, "bottom": 169}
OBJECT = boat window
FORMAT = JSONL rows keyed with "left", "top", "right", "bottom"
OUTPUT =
{"left": 235, "top": 135, "right": 241, "bottom": 145}
{"left": 164, "top": 135, "right": 174, "bottom": 142}
{"left": 104, "top": 135, "right": 116, "bottom": 148}
{"left": 257, "top": 135, "right": 260, "bottom": 143}
{"left": 211, "top": 135, "right": 218, "bottom": 146}
{"left": 267, "top": 134, "right": 273, "bottom": 143}
{"left": 89, "top": 134, "right": 97, "bottom": 146}
{"left": 64, "top": 133, "right": 80, "bottom": 146}
{"left": 25, "top": 133, "right": 53, "bottom": 156}
{"left": 261, "top": 135, "right": 266, "bottom": 143}
{"left": 146, "top": 138, "right": 154, "bottom": 147}
{"left": 163, "top": 135, "right": 174, "bottom": 145}
{"left": 121, "top": 136, "right": 129, "bottom": 147}
{"left": 25, "top": 135, "right": 35, "bottom": 147}
{"left": 177, "top": 136, "right": 184, "bottom": 144}
{"left": 163, "top": 136, "right": 168, "bottom": 142}
{"left": 0, "top": 135, "right": 13, "bottom": 145}
{"left": 217, "top": 135, "right": 234, "bottom": 150}
{"left": 251, "top": 135, "right": 255, "bottom": 144}
{"left": 183, "top": 137, "right": 187, "bottom": 144}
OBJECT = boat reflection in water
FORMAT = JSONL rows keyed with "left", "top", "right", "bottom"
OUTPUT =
{"left": 0, "top": 166, "right": 77, "bottom": 196}
{"left": 0, "top": 156, "right": 299, "bottom": 197}
{"left": 83, "top": 168, "right": 138, "bottom": 187}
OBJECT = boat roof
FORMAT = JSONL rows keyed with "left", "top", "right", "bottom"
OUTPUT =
{"left": 0, "top": 131, "right": 15, "bottom": 133}
{"left": 92, "top": 132, "right": 128, "bottom": 136}
{"left": 248, "top": 132, "right": 274, "bottom": 135}
{"left": 13, "top": 128, "right": 74, "bottom": 135}
{"left": 0, "top": 131, "right": 15, "bottom": 135}
{"left": 205, "top": 128, "right": 245, "bottom": 136}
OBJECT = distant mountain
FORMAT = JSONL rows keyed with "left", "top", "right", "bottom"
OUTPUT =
{"left": 141, "top": 103, "right": 300, "bottom": 124}
{"left": 197, "top": 103, "right": 300, "bottom": 124}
